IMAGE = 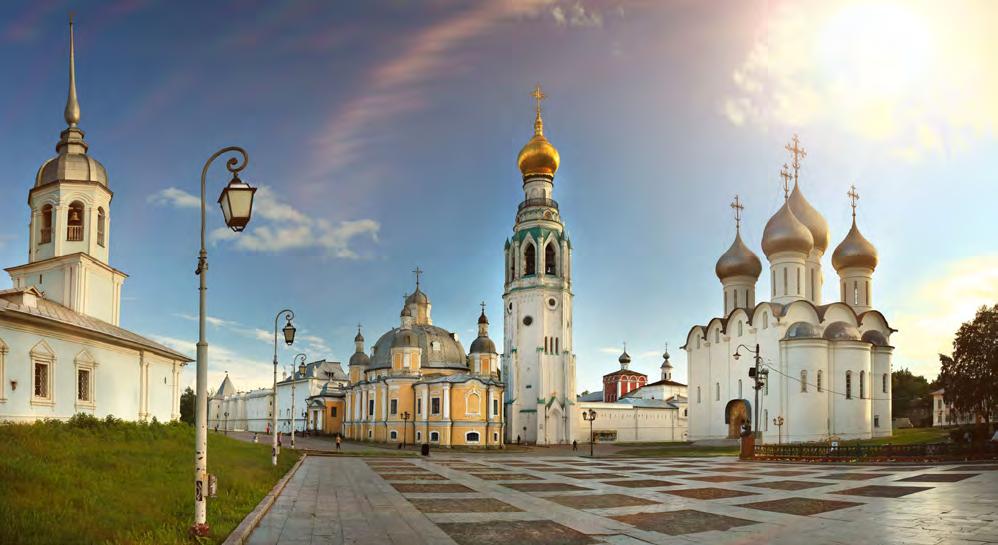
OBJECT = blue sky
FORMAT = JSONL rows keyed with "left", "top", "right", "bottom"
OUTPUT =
{"left": 1, "top": 1, "right": 995, "bottom": 394}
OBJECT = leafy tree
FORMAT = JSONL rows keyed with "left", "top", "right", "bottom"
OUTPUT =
{"left": 891, "top": 368, "right": 930, "bottom": 419}
{"left": 939, "top": 304, "right": 998, "bottom": 427}
{"left": 179, "top": 387, "right": 195, "bottom": 425}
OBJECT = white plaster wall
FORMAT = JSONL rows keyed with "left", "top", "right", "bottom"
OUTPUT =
{"left": 781, "top": 340, "right": 829, "bottom": 442}
{"left": 830, "top": 341, "right": 873, "bottom": 439}
{"left": 573, "top": 403, "right": 687, "bottom": 443}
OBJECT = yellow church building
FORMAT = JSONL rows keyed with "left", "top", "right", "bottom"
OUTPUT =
{"left": 342, "top": 276, "right": 504, "bottom": 448}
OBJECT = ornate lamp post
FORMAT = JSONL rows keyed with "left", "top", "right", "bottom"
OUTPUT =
{"left": 733, "top": 343, "right": 769, "bottom": 438}
{"left": 291, "top": 354, "right": 307, "bottom": 449}
{"left": 582, "top": 409, "right": 597, "bottom": 458}
{"left": 272, "top": 310, "right": 296, "bottom": 466}
{"left": 192, "top": 146, "right": 257, "bottom": 536}
{"left": 773, "top": 416, "right": 785, "bottom": 444}
{"left": 400, "top": 411, "right": 410, "bottom": 448}
{"left": 223, "top": 411, "right": 229, "bottom": 435}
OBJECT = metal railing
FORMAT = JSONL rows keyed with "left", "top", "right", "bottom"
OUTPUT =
{"left": 755, "top": 442, "right": 997, "bottom": 461}
{"left": 518, "top": 198, "right": 558, "bottom": 211}
{"left": 67, "top": 225, "right": 84, "bottom": 241}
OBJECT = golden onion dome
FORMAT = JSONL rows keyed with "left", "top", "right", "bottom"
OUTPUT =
{"left": 517, "top": 116, "right": 560, "bottom": 178}
{"left": 762, "top": 201, "right": 814, "bottom": 258}
{"left": 832, "top": 218, "right": 878, "bottom": 271}
{"left": 715, "top": 231, "right": 762, "bottom": 280}
{"left": 787, "top": 183, "right": 829, "bottom": 254}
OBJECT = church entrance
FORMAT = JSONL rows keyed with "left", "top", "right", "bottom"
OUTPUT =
{"left": 724, "top": 399, "right": 751, "bottom": 439}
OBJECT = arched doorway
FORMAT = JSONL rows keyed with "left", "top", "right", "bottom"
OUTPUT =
{"left": 724, "top": 399, "right": 751, "bottom": 439}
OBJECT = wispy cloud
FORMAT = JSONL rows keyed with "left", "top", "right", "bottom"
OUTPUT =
{"left": 149, "top": 186, "right": 379, "bottom": 258}
{"left": 722, "top": 1, "right": 998, "bottom": 160}
{"left": 891, "top": 255, "right": 998, "bottom": 380}
{"left": 152, "top": 334, "right": 274, "bottom": 392}
{"left": 551, "top": 2, "right": 604, "bottom": 28}
{"left": 309, "top": 0, "right": 553, "bottom": 178}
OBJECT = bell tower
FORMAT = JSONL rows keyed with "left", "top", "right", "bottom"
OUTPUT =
{"left": 6, "top": 18, "right": 126, "bottom": 325}
{"left": 503, "top": 85, "right": 575, "bottom": 445}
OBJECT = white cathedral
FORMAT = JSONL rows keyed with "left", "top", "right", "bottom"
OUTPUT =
{"left": 684, "top": 139, "right": 894, "bottom": 443}
{"left": 0, "top": 22, "right": 190, "bottom": 423}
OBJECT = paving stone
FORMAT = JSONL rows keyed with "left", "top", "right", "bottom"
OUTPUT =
{"left": 600, "top": 479, "right": 680, "bottom": 488}
{"left": 758, "top": 470, "right": 816, "bottom": 477}
{"left": 747, "top": 480, "right": 834, "bottom": 491}
{"left": 738, "top": 497, "right": 864, "bottom": 516}
{"left": 545, "top": 493, "right": 660, "bottom": 509}
{"left": 816, "top": 472, "right": 884, "bottom": 481}
{"left": 662, "top": 487, "right": 759, "bottom": 500}
{"left": 637, "top": 469, "right": 695, "bottom": 476}
{"left": 380, "top": 472, "right": 447, "bottom": 481}
{"left": 558, "top": 472, "right": 626, "bottom": 479}
{"left": 832, "top": 485, "right": 933, "bottom": 498}
{"left": 500, "top": 482, "right": 592, "bottom": 492}
{"left": 612, "top": 509, "right": 758, "bottom": 535}
{"left": 898, "top": 473, "right": 980, "bottom": 482}
{"left": 686, "top": 475, "right": 754, "bottom": 483}
{"left": 945, "top": 465, "right": 998, "bottom": 471}
{"left": 437, "top": 520, "right": 597, "bottom": 545}
{"left": 474, "top": 473, "right": 542, "bottom": 481}
{"left": 409, "top": 498, "right": 522, "bottom": 513}
{"left": 391, "top": 482, "right": 475, "bottom": 493}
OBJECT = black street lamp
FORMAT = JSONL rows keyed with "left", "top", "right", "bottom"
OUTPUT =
{"left": 271, "top": 309, "right": 295, "bottom": 466}
{"left": 223, "top": 411, "right": 229, "bottom": 435}
{"left": 733, "top": 343, "right": 769, "bottom": 438}
{"left": 401, "top": 411, "right": 410, "bottom": 448}
{"left": 582, "top": 409, "right": 597, "bottom": 458}
{"left": 192, "top": 146, "right": 256, "bottom": 536}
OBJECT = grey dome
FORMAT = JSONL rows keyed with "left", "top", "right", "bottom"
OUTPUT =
{"left": 391, "top": 330, "right": 420, "bottom": 349}
{"left": 618, "top": 351, "right": 631, "bottom": 364}
{"left": 862, "top": 330, "right": 889, "bottom": 346}
{"left": 36, "top": 151, "right": 108, "bottom": 187}
{"left": 368, "top": 324, "right": 466, "bottom": 371}
{"left": 348, "top": 351, "right": 370, "bottom": 367}
{"left": 784, "top": 321, "right": 820, "bottom": 340}
{"left": 469, "top": 336, "right": 496, "bottom": 354}
{"left": 823, "top": 321, "right": 861, "bottom": 341}
{"left": 715, "top": 231, "right": 762, "bottom": 280}
{"left": 406, "top": 288, "right": 429, "bottom": 305}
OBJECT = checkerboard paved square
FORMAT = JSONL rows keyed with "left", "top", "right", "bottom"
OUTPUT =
{"left": 686, "top": 474, "right": 754, "bottom": 483}
{"left": 474, "top": 473, "right": 542, "bottom": 481}
{"left": 662, "top": 487, "right": 759, "bottom": 500}
{"left": 748, "top": 480, "right": 833, "bottom": 491}
{"left": 612, "top": 509, "right": 758, "bottom": 535}
{"left": 832, "top": 485, "right": 933, "bottom": 498}
{"left": 391, "top": 482, "right": 475, "bottom": 493}
{"left": 601, "top": 478, "right": 679, "bottom": 488}
{"left": 546, "top": 493, "right": 660, "bottom": 509}
{"left": 437, "top": 520, "right": 597, "bottom": 545}
{"left": 500, "top": 482, "right": 592, "bottom": 492}
{"left": 898, "top": 473, "right": 979, "bottom": 482}
{"left": 409, "top": 498, "right": 523, "bottom": 513}
{"left": 738, "top": 497, "right": 863, "bottom": 516}
{"left": 816, "top": 472, "right": 883, "bottom": 481}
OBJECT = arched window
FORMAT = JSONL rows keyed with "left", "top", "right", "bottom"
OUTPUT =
{"left": 738, "top": 379, "right": 743, "bottom": 398}
{"left": 466, "top": 431, "right": 480, "bottom": 443}
{"left": 800, "top": 370, "right": 808, "bottom": 392}
{"left": 859, "top": 370, "right": 866, "bottom": 399}
{"left": 882, "top": 373, "right": 888, "bottom": 394}
{"left": 738, "top": 321, "right": 743, "bottom": 337}
{"left": 853, "top": 281, "right": 859, "bottom": 305}
{"left": 544, "top": 242, "right": 556, "bottom": 275}
{"left": 783, "top": 268, "right": 788, "bottom": 295}
{"left": 715, "top": 382, "right": 720, "bottom": 401}
{"left": 796, "top": 268, "right": 801, "bottom": 295}
{"left": 696, "top": 386, "right": 701, "bottom": 403}
{"left": 734, "top": 290, "right": 738, "bottom": 309}
{"left": 67, "top": 201, "right": 84, "bottom": 241}
{"left": 817, "top": 370, "right": 823, "bottom": 392}
{"left": 40, "top": 204, "right": 53, "bottom": 244}
{"left": 762, "top": 312, "right": 769, "bottom": 329}
{"left": 524, "top": 243, "right": 536, "bottom": 276}
{"left": 845, "top": 371, "right": 853, "bottom": 399}
{"left": 97, "top": 207, "right": 106, "bottom": 247}
{"left": 508, "top": 252, "right": 515, "bottom": 281}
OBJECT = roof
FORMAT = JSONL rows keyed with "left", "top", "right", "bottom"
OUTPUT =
{"left": 279, "top": 359, "right": 347, "bottom": 384}
{"left": 615, "top": 398, "right": 679, "bottom": 409}
{"left": 603, "top": 368, "right": 646, "bottom": 379}
{"left": 0, "top": 289, "right": 190, "bottom": 362}
{"left": 417, "top": 373, "right": 503, "bottom": 386}
{"left": 309, "top": 383, "right": 347, "bottom": 398}
{"left": 212, "top": 375, "right": 237, "bottom": 399}
{"left": 368, "top": 324, "right": 467, "bottom": 371}
{"left": 642, "top": 379, "right": 687, "bottom": 388}
{"left": 577, "top": 391, "right": 604, "bottom": 402}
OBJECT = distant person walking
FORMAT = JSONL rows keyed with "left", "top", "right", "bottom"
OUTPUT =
{"left": 572, "top": 440, "right": 578, "bottom": 451}
{"left": 335, "top": 434, "right": 342, "bottom": 451}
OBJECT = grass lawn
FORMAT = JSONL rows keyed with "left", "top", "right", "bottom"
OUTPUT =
{"left": 0, "top": 416, "right": 300, "bottom": 545}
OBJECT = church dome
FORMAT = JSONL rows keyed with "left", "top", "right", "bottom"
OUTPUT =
{"left": 784, "top": 321, "right": 820, "bottom": 340}
{"left": 618, "top": 350, "right": 631, "bottom": 365}
{"left": 762, "top": 202, "right": 814, "bottom": 258}
{"left": 823, "top": 321, "right": 861, "bottom": 341}
{"left": 348, "top": 351, "right": 370, "bottom": 367}
{"left": 715, "top": 231, "right": 762, "bottom": 280}
{"left": 517, "top": 132, "right": 560, "bottom": 178}
{"left": 469, "top": 336, "right": 496, "bottom": 354}
{"left": 862, "top": 330, "right": 888, "bottom": 346}
{"left": 36, "top": 141, "right": 108, "bottom": 187}
{"left": 832, "top": 219, "right": 878, "bottom": 271}
{"left": 368, "top": 324, "right": 466, "bottom": 371}
{"left": 406, "top": 287, "right": 429, "bottom": 306}
{"left": 787, "top": 184, "right": 829, "bottom": 254}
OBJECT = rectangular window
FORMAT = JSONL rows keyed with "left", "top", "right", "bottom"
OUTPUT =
{"left": 492, "top": 399, "right": 499, "bottom": 416}
{"left": 368, "top": 399, "right": 375, "bottom": 416}
{"left": 783, "top": 268, "right": 788, "bottom": 295}
{"left": 77, "top": 369, "right": 91, "bottom": 402}
{"left": 330, "top": 407, "right": 337, "bottom": 417}
{"left": 796, "top": 268, "right": 801, "bottom": 295}
{"left": 390, "top": 399, "right": 398, "bottom": 415}
{"left": 431, "top": 397, "right": 441, "bottom": 415}
{"left": 417, "top": 398, "right": 422, "bottom": 414}
{"left": 874, "top": 415, "right": 880, "bottom": 428}
{"left": 34, "top": 362, "right": 49, "bottom": 398}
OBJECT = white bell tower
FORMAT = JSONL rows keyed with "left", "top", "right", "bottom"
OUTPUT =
{"left": 503, "top": 85, "right": 575, "bottom": 445}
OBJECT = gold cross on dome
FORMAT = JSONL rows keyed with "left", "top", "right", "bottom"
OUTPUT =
{"left": 785, "top": 134, "right": 807, "bottom": 183}
{"left": 412, "top": 266, "right": 423, "bottom": 287}
{"left": 730, "top": 195, "right": 744, "bottom": 231}
{"left": 480, "top": 301, "right": 486, "bottom": 313}
{"left": 847, "top": 184, "right": 860, "bottom": 218}
{"left": 779, "top": 164, "right": 792, "bottom": 199}
{"left": 531, "top": 84, "right": 546, "bottom": 116}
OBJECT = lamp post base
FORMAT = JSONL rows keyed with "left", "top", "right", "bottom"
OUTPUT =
{"left": 189, "top": 523, "right": 210, "bottom": 537}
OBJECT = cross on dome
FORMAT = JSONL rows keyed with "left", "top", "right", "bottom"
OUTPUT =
{"left": 779, "top": 164, "right": 792, "bottom": 200}
{"left": 848, "top": 184, "right": 860, "bottom": 218}
{"left": 730, "top": 195, "right": 744, "bottom": 231}
{"left": 412, "top": 266, "right": 423, "bottom": 287}
{"left": 531, "top": 84, "right": 546, "bottom": 117}
{"left": 785, "top": 134, "right": 806, "bottom": 184}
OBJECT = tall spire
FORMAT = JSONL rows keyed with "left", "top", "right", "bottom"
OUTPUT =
{"left": 65, "top": 14, "right": 81, "bottom": 127}
{"left": 530, "top": 83, "right": 546, "bottom": 136}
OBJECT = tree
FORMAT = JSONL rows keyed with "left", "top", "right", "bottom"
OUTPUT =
{"left": 938, "top": 304, "right": 998, "bottom": 427}
{"left": 891, "top": 368, "right": 930, "bottom": 420}
{"left": 179, "top": 387, "right": 195, "bottom": 425}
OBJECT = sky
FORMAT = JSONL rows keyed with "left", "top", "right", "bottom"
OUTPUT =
{"left": 0, "top": 0, "right": 995, "bottom": 395}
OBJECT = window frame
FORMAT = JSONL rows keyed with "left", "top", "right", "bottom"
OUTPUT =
{"left": 429, "top": 431, "right": 440, "bottom": 443}
{"left": 30, "top": 342, "right": 56, "bottom": 407}
{"left": 430, "top": 396, "right": 441, "bottom": 415}
{"left": 465, "top": 431, "right": 480, "bottom": 444}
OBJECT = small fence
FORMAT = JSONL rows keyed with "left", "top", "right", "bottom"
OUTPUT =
{"left": 754, "top": 442, "right": 998, "bottom": 462}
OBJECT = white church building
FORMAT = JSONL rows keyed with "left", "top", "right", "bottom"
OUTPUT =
{"left": 684, "top": 139, "right": 894, "bottom": 443}
{"left": 0, "top": 22, "right": 190, "bottom": 423}
{"left": 502, "top": 87, "right": 687, "bottom": 445}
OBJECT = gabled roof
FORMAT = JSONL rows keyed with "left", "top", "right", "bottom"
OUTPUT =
{"left": 642, "top": 378, "right": 687, "bottom": 388}
{"left": 212, "top": 375, "right": 237, "bottom": 399}
{"left": 0, "top": 288, "right": 190, "bottom": 362}
{"left": 577, "top": 391, "right": 604, "bottom": 402}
